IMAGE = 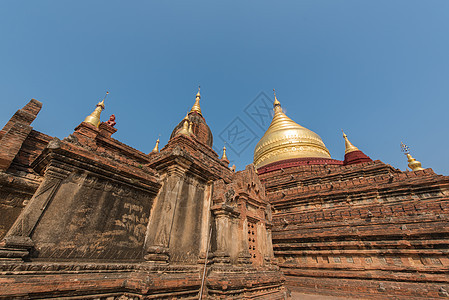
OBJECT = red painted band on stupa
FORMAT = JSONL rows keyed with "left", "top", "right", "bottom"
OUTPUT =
{"left": 343, "top": 150, "right": 372, "bottom": 165}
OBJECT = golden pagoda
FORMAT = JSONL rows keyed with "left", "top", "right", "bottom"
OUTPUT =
{"left": 254, "top": 91, "right": 331, "bottom": 169}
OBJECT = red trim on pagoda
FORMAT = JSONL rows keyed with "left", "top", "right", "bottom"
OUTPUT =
{"left": 257, "top": 157, "right": 343, "bottom": 175}
{"left": 343, "top": 150, "right": 372, "bottom": 165}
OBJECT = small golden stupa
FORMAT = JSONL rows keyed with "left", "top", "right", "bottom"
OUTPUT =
{"left": 253, "top": 90, "right": 331, "bottom": 168}
{"left": 177, "top": 114, "right": 191, "bottom": 136}
{"left": 84, "top": 92, "right": 109, "bottom": 127}
{"left": 222, "top": 145, "right": 228, "bottom": 161}
{"left": 152, "top": 138, "right": 160, "bottom": 153}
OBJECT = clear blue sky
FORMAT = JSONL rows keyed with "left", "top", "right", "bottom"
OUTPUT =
{"left": 1, "top": 1, "right": 448, "bottom": 175}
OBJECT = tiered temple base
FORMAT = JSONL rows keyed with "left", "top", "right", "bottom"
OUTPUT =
{"left": 259, "top": 160, "right": 449, "bottom": 299}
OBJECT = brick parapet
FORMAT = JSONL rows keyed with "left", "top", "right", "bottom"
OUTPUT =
{"left": 268, "top": 173, "right": 446, "bottom": 208}
{"left": 0, "top": 123, "right": 33, "bottom": 171}
{"left": 8, "top": 130, "right": 52, "bottom": 173}
{"left": 68, "top": 122, "right": 158, "bottom": 174}
{"left": 33, "top": 138, "right": 159, "bottom": 187}
{"left": 0, "top": 99, "right": 44, "bottom": 172}
{"left": 0, "top": 99, "right": 42, "bottom": 140}
{"left": 261, "top": 162, "right": 397, "bottom": 198}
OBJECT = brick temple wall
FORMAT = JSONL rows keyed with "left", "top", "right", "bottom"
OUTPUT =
{"left": 0, "top": 99, "right": 288, "bottom": 299}
{"left": 0, "top": 100, "right": 51, "bottom": 240}
{"left": 259, "top": 160, "right": 449, "bottom": 299}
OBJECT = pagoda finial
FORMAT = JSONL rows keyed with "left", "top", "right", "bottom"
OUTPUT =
{"left": 221, "top": 145, "right": 230, "bottom": 166}
{"left": 401, "top": 142, "right": 424, "bottom": 171}
{"left": 342, "top": 130, "right": 359, "bottom": 154}
{"left": 152, "top": 138, "right": 160, "bottom": 153}
{"left": 190, "top": 86, "right": 202, "bottom": 115}
{"left": 84, "top": 91, "right": 109, "bottom": 127}
{"left": 98, "top": 91, "right": 109, "bottom": 107}
{"left": 273, "top": 89, "right": 281, "bottom": 107}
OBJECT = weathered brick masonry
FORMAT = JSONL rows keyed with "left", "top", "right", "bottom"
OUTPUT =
{"left": 250, "top": 94, "right": 449, "bottom": 299}
{"left": 2, "top": 94, "right": 447, "bottom": 299}
{"left": 0, "top": 98, "right": 287, "bottom": 299}
{"left": 259, "top": 160, "right": 449, "bottom": 299}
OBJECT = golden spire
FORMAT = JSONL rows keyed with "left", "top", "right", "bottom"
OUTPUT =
{"left": 188, "top": 121, "right": 194, "bottom": 134}
{"left": 342, "top": 130, "right": 359, "bottom": 154}
{"left": 222, "top": 146, "right": 228, "bottom": 160}
{"left": 273, "top": 89, "right": 280, "bottom": 107}
{"left": 401, "top": 142, "right": 424, "bottom": 171}
{"left": 177, "top": 114, "right": 191, "bottom": 136}
{"left": 254, "top": 91, "right": 331, "bottom": 168}
{"left": 152, "top": 138, "right": 160, "bottom": 153}
{"left": 84, "top": 91, "right": 109, "bottom": 127}
{"left": 189, "top": 86, "right": 202, "bottom": 116}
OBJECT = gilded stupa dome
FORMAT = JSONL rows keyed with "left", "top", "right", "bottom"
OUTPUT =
{"left": 253, "top": 93, "right": 331, "bottom": 169}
